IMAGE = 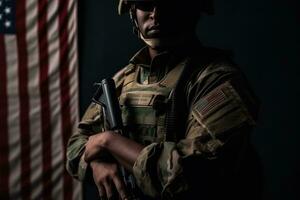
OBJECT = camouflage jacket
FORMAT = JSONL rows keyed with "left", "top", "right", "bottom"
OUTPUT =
{"left": 66, "top": 44, "right": 260, "bottom": 199}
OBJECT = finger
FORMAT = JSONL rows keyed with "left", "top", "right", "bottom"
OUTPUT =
{"left": 84, "top": 152, "right": 91, "bottom": 162}
{"left": 103, "top": 180, "right": 113, "bottom": 199}
{"left": 84, "top": 148, "right": 93, "bottom": 162}
{"left": 83, "top": 146, "right": 90, "bottom": 162}
{"left": 97, "top": 184, "right": 107, "bottom": 199}
{"left": 112, "top": 176, "right": 128, "bottom": 200}
{"left": 84, "top": 150, "right": 98, "bottom": 162}
{"left": 84, "top": 145, "right": 107, "bottom": 162}
{"left": 83, "top": 151, "right": 89, "bottom": 162}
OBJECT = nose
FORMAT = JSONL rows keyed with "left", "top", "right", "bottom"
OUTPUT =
{"left": 149, "top": 6, "right": 159, "bottom": 21}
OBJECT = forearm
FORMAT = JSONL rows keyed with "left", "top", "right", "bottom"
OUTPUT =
{"left": 103, "top": 132, "right": 144, "bottom": 172}
{"left": 85, "top": 131, "right": 144, "bottom": 172}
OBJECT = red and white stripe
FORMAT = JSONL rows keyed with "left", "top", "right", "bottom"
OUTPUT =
{"left": 0, "top": 35, "right": 9, "bottom": 200}
{"left": 0, "top": 0, "right": 81, "bottom": 199}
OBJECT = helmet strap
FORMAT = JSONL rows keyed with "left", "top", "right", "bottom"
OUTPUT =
{"left": 129, "top": 7, "right": 140, "bottom": 35}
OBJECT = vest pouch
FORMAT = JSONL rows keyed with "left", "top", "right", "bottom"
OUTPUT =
{"left": 121, "top": 105, "right": 158, "bottom": 145}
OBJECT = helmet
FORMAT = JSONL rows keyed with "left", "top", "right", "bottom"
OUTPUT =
{"left": 119, "top": 0, "right": 213, "bottom": 49}
{"left": 118, "top": 0, "right": 214, "bottom": 15}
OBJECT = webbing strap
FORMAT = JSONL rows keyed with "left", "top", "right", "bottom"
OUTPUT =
{"left": 122, "top": 64, "right": 137, "bottom": 88}
{"left": 119, "top": 93, "right": 154, "bottom": 107}
{"left": 159, "top": 59, "right": 188, "bottom": 88}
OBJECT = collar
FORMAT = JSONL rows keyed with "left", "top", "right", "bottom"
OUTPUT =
{"left": 129, "top": 38, "right": 203, "bottom": 69}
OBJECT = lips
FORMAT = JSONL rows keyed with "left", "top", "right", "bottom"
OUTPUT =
{"left": 147, "top": 25, "right": 162, "bottom": 35}
{"left": 149, "top": 25, "right": 161, "bottom": 31}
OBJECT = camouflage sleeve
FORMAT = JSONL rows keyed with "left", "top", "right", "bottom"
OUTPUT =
{"left": 132, "top": 61, "right": 260, "bottom": 198}
{"left": 66, "top": 102, "right": 103, "bottom": 181}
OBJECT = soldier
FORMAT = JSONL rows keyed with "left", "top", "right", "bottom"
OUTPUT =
{"left": 66, "top": 0, "right": 262, "bottom": 199}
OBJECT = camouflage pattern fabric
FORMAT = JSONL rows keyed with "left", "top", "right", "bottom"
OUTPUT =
{"left": 66, "top": 45, "right": 260, "bottom": 199}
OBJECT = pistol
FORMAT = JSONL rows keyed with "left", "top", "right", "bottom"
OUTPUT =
{"left": 92, "top": 78, "right": 139, "bottom": 200}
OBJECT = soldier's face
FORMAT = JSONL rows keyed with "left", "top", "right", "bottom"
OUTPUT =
{"left": 134, "top": 1, "right": 195, "bottom": 39}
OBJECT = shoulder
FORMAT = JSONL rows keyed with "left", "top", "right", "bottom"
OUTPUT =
{"left": 187, "top": 47, "right": 256, "bottom": 96}
{"left": 112, "top": 63, "right": 136, "bottom": 89}
{"left": 189, "top": 48, "right": 238, "bottom": 86}
{"left": 186, "top": 48, "right": 260, "bottom": 124}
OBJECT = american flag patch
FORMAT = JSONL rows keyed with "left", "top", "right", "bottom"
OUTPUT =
{"left": 0, "top": 0, "right": 16, "bottom": 34}
{"left": 195, "top": 86, "right": 227, "bottom": 116}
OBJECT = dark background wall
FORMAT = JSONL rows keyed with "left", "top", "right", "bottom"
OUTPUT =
{"left": 77, "top": 0, "right": 300, "bottom": 199}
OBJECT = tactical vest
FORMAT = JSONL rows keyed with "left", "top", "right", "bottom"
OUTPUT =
{"left": 118, "top": 59, "right": 189, "bottom": 145}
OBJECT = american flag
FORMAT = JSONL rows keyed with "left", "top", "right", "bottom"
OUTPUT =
{"left": 0, "top": 0, "right": 81, "bottom": 199}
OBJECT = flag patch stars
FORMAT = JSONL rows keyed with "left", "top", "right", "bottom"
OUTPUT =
{"left": 0, "top": 0, "right": 16, "bottom": 34}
